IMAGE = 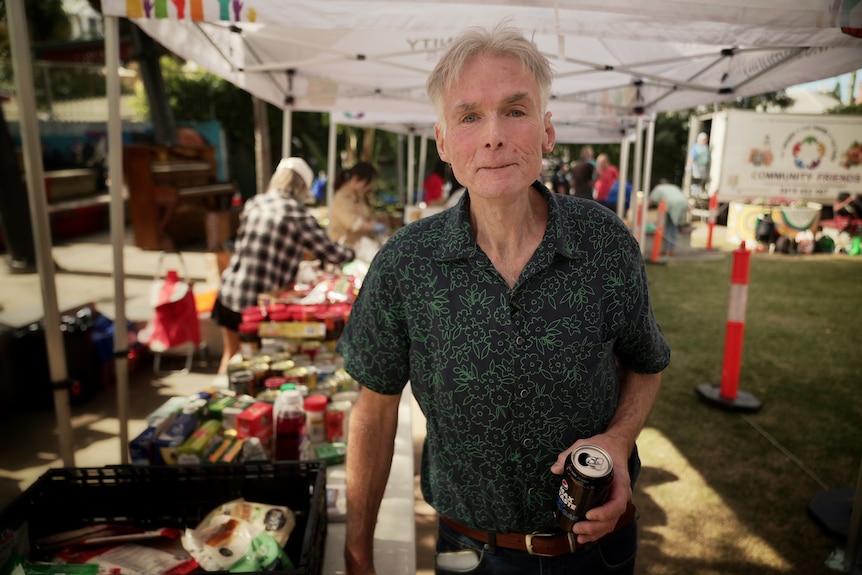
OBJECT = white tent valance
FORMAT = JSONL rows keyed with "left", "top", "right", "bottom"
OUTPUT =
{"left": 100, "top": 1, "right": 861, "bottom": 129}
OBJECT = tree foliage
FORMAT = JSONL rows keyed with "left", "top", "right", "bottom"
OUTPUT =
{"left": 0, "top": 0, "right": 70, "bottom": 89}
{"left": 154, "top": 54, "right": 412, "bottom": 201}
{"left": 723, "top": 89, "right": 795, "bottom": 111}
{"left": 826, "top": 102, "right": 862, "bottom": 115}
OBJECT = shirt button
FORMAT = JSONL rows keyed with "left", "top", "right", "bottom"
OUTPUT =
{"left": 520, "top": 388, "right": 529, "bottom": 399}
{"left": 528, "top": 487, "right": 536, "bottom": 496}
{"left": 522, "top": 437, "right": 533, "bottom": 449}
{"left": 515, "top": 336, "right": 525, "bottom": 346}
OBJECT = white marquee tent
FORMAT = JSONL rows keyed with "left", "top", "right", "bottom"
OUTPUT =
{"left": 100, "top": 1, "right": 861, "bottom": 121}
{"left": 7, "top": 0, "right": 861, "bottom": 466}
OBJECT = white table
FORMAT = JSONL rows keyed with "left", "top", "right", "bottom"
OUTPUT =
{"left": 322, "top": 386, "right": 417, "bottom": 574}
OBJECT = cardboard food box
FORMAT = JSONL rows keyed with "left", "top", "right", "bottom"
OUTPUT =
{"left": 177, "top": 420, "right": 223, "bottom": 464}
{"left": 237, "top": 402, "right": 274, "bottom": 456}
{"left": 153, "top": 413, "right": 199, "bottom": 465}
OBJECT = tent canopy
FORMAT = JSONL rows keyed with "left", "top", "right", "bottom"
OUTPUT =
{"left": 101, "top": 0, "right": 861, "bottom": 141}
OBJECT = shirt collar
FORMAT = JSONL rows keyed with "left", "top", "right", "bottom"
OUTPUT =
{"left": 435, "top": 181, "right": 577, "bottom": 262}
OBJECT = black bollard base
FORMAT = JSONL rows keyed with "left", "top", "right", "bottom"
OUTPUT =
{"left": 808, "top": 487, "right": 854, "bottom": 538}
{"left": 695, "top": 383, "right": 763, "bottom": 412}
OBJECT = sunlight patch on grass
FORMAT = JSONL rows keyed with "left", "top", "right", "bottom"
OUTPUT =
{"left": 636, "top": 427, "right": 793, "bottom": 572}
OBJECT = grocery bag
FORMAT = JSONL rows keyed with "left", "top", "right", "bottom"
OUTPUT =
{"left": 140, "top": 252, "right": 201, "bottom": 352}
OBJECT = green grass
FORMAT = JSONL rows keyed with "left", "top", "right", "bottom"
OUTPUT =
{"left": 637, "top": 253, "right": 862, "bottom": 574}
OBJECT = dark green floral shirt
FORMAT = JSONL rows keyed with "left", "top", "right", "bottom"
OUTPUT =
{"left": 337, "top": 182, "right": 670, "bottom": 533}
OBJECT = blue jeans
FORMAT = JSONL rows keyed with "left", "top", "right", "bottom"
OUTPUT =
{"left": 435, "top": 519, "right": 638, "bottom": 575}
{"left": 662, "top": 213, "right": 679, "bottom": 253}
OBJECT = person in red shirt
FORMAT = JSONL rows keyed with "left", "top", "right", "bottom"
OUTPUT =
{"left": 593, "top": 153, "right": 619, "bottom": 204}
{"left": 423, "top": 160, "right": 448, "bottom": 204}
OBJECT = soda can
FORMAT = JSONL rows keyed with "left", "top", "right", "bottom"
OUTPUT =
{"left": 554, "top": 444, "right": 614, "bottom": 532}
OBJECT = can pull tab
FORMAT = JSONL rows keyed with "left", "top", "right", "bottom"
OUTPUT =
{"left": 578, "top": 452, "right": 605, "bottom": 468}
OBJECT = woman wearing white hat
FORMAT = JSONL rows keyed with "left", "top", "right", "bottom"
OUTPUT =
{"left": 212, "top": 157, "right": 355, "bottom": 374}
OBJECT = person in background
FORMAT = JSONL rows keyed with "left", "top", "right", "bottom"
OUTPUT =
{"left": 648, "top": 180, "right": 689, "bottom": 256}
{"left": 311, "top": 170, "right": 327, "bottom": 204}
{"left": 212, "top": 158, "right": 354, "bottom": 374}
{"left": 551, "top": 161, "right": 570, "bottom": 194}
{"left": 570, "top": 148, "right": 596, "bottom": 199}
{"left": 605, "top": 178, "right": 633, "bottom": 214}
{"left": 687, "top": 132, "right": 710, "bottom": 196}
{"left": 327, "top": 161, "right": 382, "bottom": 249}
{"left": 834, "top": 192, "right": 862, "bottom": 218}
{"left": 339, "top": 22, "right": 669, "bottom": 575}
{"left": 423, "top": 159, "right": 448, "bottom": 204}
{"left": 594, "top": 153, "right": 619, "bottom": 205}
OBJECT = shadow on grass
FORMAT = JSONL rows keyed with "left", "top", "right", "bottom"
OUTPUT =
{"left": 640, "top": 254, "right": 861, "bottom": 575}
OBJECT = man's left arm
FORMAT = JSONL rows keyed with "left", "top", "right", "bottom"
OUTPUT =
{"left": 552, "top": 367, "right": 663, "bottom": 543}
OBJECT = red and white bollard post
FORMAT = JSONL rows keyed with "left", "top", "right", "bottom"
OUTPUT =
{"left": 706, "top": 193, "right": 718, "bottom": 251}
{"left": 695, "top": 245, "right": 763, "bottom": 411}
{"left": 650, "top": 199, "right": 666, "bottom": 263}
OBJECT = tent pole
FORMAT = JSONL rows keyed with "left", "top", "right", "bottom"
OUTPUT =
{"left": 6, "top": 0, "right": 75, "bottom": 466}
{"left": 407, "top": 133, "right": 416, "bottom": 206}
{"left": 631, "top": 114, "right": 644, "bottom": 220}
{"left": 282, "top": 108, "right": 292, "bottom": 158}
{"left": 617, "top": 132, "right": 630, "bottom": 221}
{"left": 106, "top": 15, "right": 130, "bottom": 464}
{"left": 639, "top": 116, "right": 657, "bottom": 247}
{"left": 253, "top": 97, "right": 271, "bottom": 195}
{"left": 397, "top": 134, "right": 405, "bottom": 205}
{"left": 327, "top": 116, "right": 337, "bottom": 222}
{"left": 417, "top": 135, "right": 428, "bottom": 204}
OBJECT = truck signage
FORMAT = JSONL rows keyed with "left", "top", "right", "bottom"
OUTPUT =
{"left": 705, "top": 110, "right": 862, "bottom": 203}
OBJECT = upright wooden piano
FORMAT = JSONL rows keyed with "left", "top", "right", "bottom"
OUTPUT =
{"left": 123, "top": 145, "right": 238, "bottom": 250}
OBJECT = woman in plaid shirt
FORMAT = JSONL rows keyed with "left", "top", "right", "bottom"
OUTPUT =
{"left": 212, "top": 157, "right": 355, "bottom": 373}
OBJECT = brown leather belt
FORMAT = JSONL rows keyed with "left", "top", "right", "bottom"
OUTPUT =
{"left": 440, "top": 502, "right": 638, "bottom": 557}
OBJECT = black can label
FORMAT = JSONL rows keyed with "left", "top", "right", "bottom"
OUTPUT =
{"left": 554, "top": 444, "right": 614, "bottom": 531}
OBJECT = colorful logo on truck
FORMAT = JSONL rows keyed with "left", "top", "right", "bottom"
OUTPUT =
{"left": 791, "top": 136, "right": 826, "bottom": 169}
{"left": 842, "top": 141, "right": 862, "bottom": 169}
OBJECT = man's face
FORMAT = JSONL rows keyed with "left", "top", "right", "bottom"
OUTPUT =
{"left": 434, "top": 53, "right": 554, "bottom": 201}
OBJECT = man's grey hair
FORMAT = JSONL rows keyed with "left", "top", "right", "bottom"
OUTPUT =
{"left": 426, "top": 22, "right": 554, "bottom": 125}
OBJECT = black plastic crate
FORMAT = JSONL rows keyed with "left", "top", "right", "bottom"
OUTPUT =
{"left": 0, "top": 461, "right": 327, "bottom": 575}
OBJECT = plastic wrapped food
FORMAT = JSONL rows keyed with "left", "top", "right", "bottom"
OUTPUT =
{"left": 181, "top": 500, "right": 296, "bottom": 573}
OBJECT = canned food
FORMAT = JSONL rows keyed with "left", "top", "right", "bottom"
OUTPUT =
{"left": 326, "top": 400, "right": 352, "bottom": 443}
{"left": 228, "top": 369, "right": 255, "bottom": 397}
{"left": 271, "top": 359, "right": 297, "bottom": 374}
{"left": 554, "top": 444, "right": 614, "bottom": 532}
{"left": 284, "top": 366, "right": 318, "bottom": 390}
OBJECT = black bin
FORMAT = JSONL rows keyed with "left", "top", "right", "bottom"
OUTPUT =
{"left": 0, "top": 462, "right": 327, "bottom": 575}
{"left": 10, "top": 307, "right": 100, "bottom": 408}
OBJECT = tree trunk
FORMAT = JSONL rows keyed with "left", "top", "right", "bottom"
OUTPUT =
{"left": 361, "top": 128, "right": 376, "bottom": 162}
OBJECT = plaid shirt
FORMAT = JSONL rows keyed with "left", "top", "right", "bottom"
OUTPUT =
{"left": 219, "top": 189, "right": 355, "bottom": 313}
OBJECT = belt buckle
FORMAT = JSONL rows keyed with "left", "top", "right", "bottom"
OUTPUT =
{"left": 524, "top": 532, "right": 577, "bottom": 557}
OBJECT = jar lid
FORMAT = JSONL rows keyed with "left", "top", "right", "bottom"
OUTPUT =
{"left": 304, "top": 393, "right": 329, "bottom": 412}
{"left": 238, "top": 322, "right": 260, "bottom": 334}
{"left": 265, "top": 376, "right": 287, "bottom": 390}
{"left": 268, "top": 310, "right": 293, "bottom": 322}
{"left": 242, "top": 306, "right": 266, "bottom": 322}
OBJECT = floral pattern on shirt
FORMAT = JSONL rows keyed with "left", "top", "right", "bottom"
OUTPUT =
{"left": 337, "top": 182, "right": 670, "bottom": 533}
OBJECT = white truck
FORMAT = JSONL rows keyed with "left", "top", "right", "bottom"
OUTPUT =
{"left": 685, "top": 109, "right": 862, "bottom": 223}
